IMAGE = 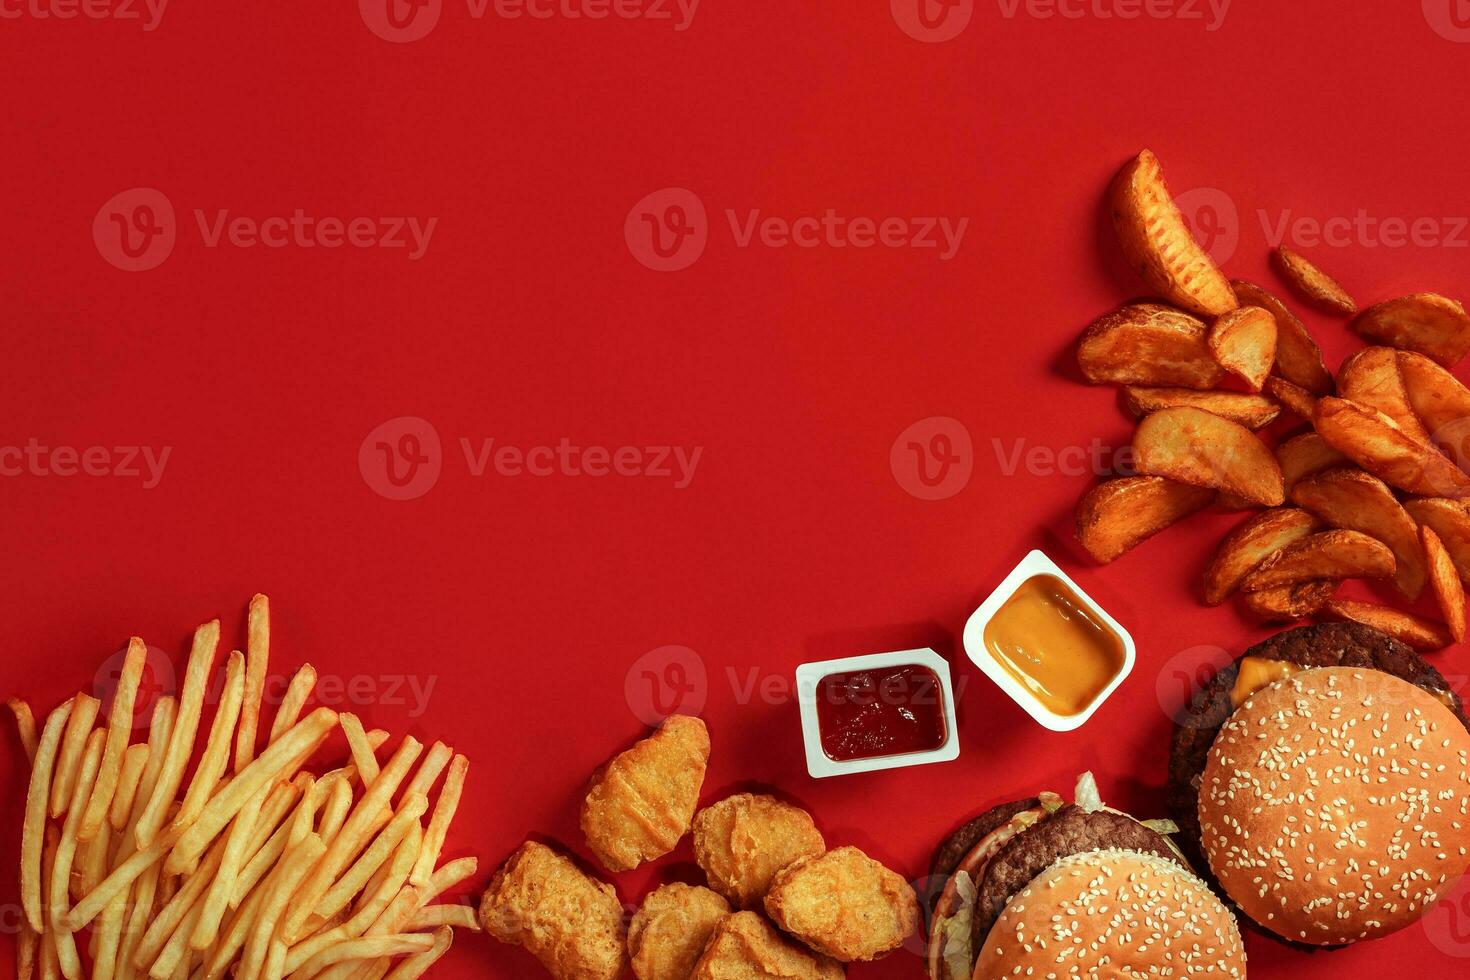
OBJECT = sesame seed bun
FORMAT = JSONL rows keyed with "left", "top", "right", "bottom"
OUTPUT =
{"left": 972, "top": 848, "right": 1246, "bottom": 978}
{"left": 1199, "top": 666, "right": 1470, "bottom": 946}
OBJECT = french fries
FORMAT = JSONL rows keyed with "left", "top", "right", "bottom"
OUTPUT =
{"left": 1121, "top": 387, "right": 1280, "bottom": 429}
{"left": 1273, "top": 246, "right": 1356, "bottom": 315}
{"left": 1397, "top": 350, "right": 1470, "bottom": 469}
{"left": 1242, "top": 580, "right": 1338, "bottom": 622}
{"left": 1109, "top": 150, "right": 1237, "bottom": 317}
{"left": 1337, "top": 346, "right": 1434, "bottom": 446}
{"left": 1078, "top": 304, "right": 1225, "bottom": 389}
{"left": 1422, "top": 526, "right": 1466, "bottom": 643}
{"left": 1231, "top": 279, "right": 1333, "bottom": 394}
{"left": 1290, "top": 469, "right": 1426, "bottom": 599}
{"left": 1404, "top": 498, "right": 1470, "bottom": 584}
{"left": 1132, "top": 407, "right": 1284, "bottom": 506}
{"left": 1276, "top": 432, "right": 1349, "bottom": 495}
{"left": 1350, "top": 293, "right": 1470, "bottom": 368}
{"left": 1202, "top": 508, "right": 1322, "bottom": 605}
{"left": 1239, "top": 529, "right": 1394, "bottom": 592}
{"left": 1208, "top": 306, "right": 1276, "bottom": 391}
{"left": 1075, "top": 476, "right": 1215, "bottom": 563}
{"left": 1324, "top": 599, "right": 1453, "bottom": 652}
{"left": 1313, "top": 397, "right": 1470, "bottom": 498}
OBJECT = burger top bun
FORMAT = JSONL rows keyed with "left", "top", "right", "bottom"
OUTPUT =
{"left": 1200, "top": 666, "right": 1470, "bottom": 946}
{"left": 972, "top": 848, "right": 1245, "bottom": 979}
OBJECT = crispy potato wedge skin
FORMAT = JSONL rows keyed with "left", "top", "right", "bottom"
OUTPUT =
{"left": 1133, "top": 407, "right": 1284, "bottom": 506}
{"left": 1350, "top": 294, "right": 1470, "bottom": 368}
{"left": 1276, "top": 432, "right": 1350, "bottom": 495}
{"left": 1337, "top": 347, "right": 1434, "bottom": 446}
{"left": 1239, "top": 529, "right": 1395, "bottom": 592}
{"left": 1075, "top": 476, "right": 1214, "bottom": 563}
{"left": 1313, "top": 397, "right": 1470, "bottom": 498}
{"left": 1323, "top": 599, "right": 1453, "bottom": 652}
{"left": 1272, "top": 246, "right": 1356, "bottom": 316}
{"left": 1122, "top": 387, "right": 1280, "bottom": 430}
{"left": 1265, "top": 376, "right": 1318, "bottom": 421}
{"left": 1231, "top": 280, "right": 1333, "bottom": 394}
{"left": 1422, "top": 526, "right": 1466, "bottom": 643}
{"left": 1109, "top": 151, "right": 1237, "bottom": 318}
{"left": 1290, "top": 469, "right": 1426, "bottom": 599}
{"left": 1397, "top": 350, "right": 1470, "bottom": 469}
{"left": 1404, "top": 498, "right": 1470, "bottom": 585}
{"left": 1241, "top": 580, "right": 1338, "bottom": 622}
{"left": 1202, "top": 507, "right": 1322, "bottom": 605}
{"left": 1208, "top": 307, "right": 1276, "bottom": 392}
{"left": 1079, "top": 304, "right": 1225, "bottom": 389}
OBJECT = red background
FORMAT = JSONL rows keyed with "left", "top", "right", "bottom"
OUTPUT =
{"left": 4, "top": 1, "right": 1470, "bottom": 976}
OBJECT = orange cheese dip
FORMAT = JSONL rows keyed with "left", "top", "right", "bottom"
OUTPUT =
{"left": 982, "top": 575, "right": 1125, "bottom": 717}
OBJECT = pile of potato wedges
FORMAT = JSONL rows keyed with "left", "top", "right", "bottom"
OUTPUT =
{"left": 1075, "top": 149, "right": 1470, "bottom": 651}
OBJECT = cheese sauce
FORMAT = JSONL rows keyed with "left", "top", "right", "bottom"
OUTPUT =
{"left": 982, "top": 575, "right": 1125, "bottom": 717}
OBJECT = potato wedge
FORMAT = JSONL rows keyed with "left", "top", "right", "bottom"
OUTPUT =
{"left": 1241, "top": 580, "right": 1338, "bottom": 622}
{"left": 1122, "top": 387, "right": 1280, "bottom": 430}
{"left": 1404, "top": 497, "right": 1470, "bottom": 584}
{"left": 1133, "top": 407, "right": 1284, "bottom": 506}
{"left": 1215, "top": 492, "right": 1260, "bottom": 511}
{"left": 1109, "top": 150, "right": 1237, "bottom": 318}
{"left": 1208, "top": 307, "right": 1276, "bottom": 391}
{"left": 1276, "top": 432, "right": 1350, "bottom": 495}
{"left": 1075, "top": 476, "right": 1215, "bottom": 563}
{"left": 1078, "top": 304, "right": 1225, "bottom": 389}
{"left": 1397, "top": 350, "right": 1470, "bottom": 468}
{"left": 1272, "top": 246, "right": 1356, "bottom": 315}
{"left": 1231, "top": 280, "right": 1332, "bottom": 394}
{"left": 1265, "top": 376, "right": 1318, "bottom": 421}
{"left": 1323, "top": 599, "right": 1453, "bottom": 652}
{"left": 1350, "top": 293, "right": 1470, "bottom": 368}
{"left": 1290, "top": 469, "right": 1425, "bottom": 599}
{"left": 1202, "top": 507, "right": 1323, "bottom": 605}
{"left": 1422, "top": 526, "right": 1466, "bottom": 643}
{"left": 1336, "top": 347, "right": 1433, "bottom": 446}
{"left": 1313, "top": 397, "right": 1470, "bottom": 498}
{"left": 1239, "top": 529, "right": 1394, "bottom": 592}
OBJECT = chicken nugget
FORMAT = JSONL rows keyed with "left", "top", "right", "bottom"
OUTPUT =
{"left": 692, "top": 793, "right": 825, "bottom": 909}
{"left": 764, "top": 846, "right": 919, "bottom": 962}
{"left": 582, "top": 714, "right": 711, "bottom": 872}
{"left": 629, "top": 882, "right": 731, "bottom": 980}
{"left": 480, "top": 840, "right": 630, "bottom": 980}
{"left": 690, "top": 911, "right": 844, "bottom": 980}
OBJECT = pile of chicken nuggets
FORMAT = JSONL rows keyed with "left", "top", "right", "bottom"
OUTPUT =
{"left": 478, "top": 714, "right": 920, "bottom": 978}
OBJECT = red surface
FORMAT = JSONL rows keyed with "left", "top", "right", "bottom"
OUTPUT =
{"left": 4, "top": 2, "right": 1470, "bottom": 977}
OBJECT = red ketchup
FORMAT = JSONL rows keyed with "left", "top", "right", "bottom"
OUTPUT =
{"left": 815, "top": 664, "right": 947, "bottom": 762}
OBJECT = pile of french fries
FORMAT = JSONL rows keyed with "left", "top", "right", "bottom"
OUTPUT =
{"left": 1076, "top": 150, "right": 1470, "bottom": 651}
{"left": 8, "top": 596, "right": 478, "bottom": 980}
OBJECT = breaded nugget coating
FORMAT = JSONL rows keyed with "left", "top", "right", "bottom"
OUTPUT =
{"left": 629, "top": 882, "right": 731, "bottom": 980}
{"left": 764, "top": 846, "right": 919, "bottom": 962}
{"left": 581, "top": 714, "right": 711, "bottom": 872}
{"left": 689, "top": 911, "right": 844, "bottom": 980}
{"left": 692, "top": 794, "right": 825, "bottom": 910}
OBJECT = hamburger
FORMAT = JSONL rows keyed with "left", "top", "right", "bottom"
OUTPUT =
{"left": 926, "top": 774, "right": 1246, "bottom": 980}
{"left": 1169, "top": 622, "right": 1470, "bottom": 948}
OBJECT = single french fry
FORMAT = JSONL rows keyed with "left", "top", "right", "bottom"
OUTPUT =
{"left": 339, "top": 714, "right": 381, "bottom": 784}
{"left": 80, "top": 638, "right": 147, "bottom": 842}
{"left": 24, "top": 699, "right": 74, "bottom": 932}
{"left": 75, "top": 820, "right": 111, "bottom": 901}
{"left": 40, "top": 827, "right": 61, "bottom": 980}
{"left": 8, "top": 697, "right": 39, "bottom": 761}
{"left": 234, "top": 594, "right": 270, "bottom": 773}
{"left": 50, "top": 694, "right": 100, "bottom": 819}
{"left": 109, "top": 744, "right": 151, "bottom": 832}
{"left": 53, "top": 730, "right": 105, "bottom": 980}
{"left": 422, "top": 857, "right": 477, "bottom": 905}
{"left": 128, "top": 697, "right": 176, "bottom": 833}
{"left": 173, "top": 651, "right": 246, "bottom": 832}
{"left": 410, "top": 756, "right": 465, "bottom": 888}
{"left": 318, "top": 776, "right": 356, "bottom": 845}
{"left": 315, "top": 795, "right": 429, "bottom": 921}
{"left": 383, "top": 926, "right": 452, "bottom": 980}
{"left": 268, "top": 664, "right": 318, "bottom": 744}
{"left": 406, "top": 905, "right": 478, "bottom": 931}
{"left": 165, "top": 706, "right": 337, "bottom": 877}
{"left": 135, "top": 621, "right": 221, "bottom": 848}
{"left": 294, "top": 935, "right": 434, "bottom": 978}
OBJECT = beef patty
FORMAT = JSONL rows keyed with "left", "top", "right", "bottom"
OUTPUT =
{"left": 926, "top": 797, "right": 1039, "bottom": 913}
